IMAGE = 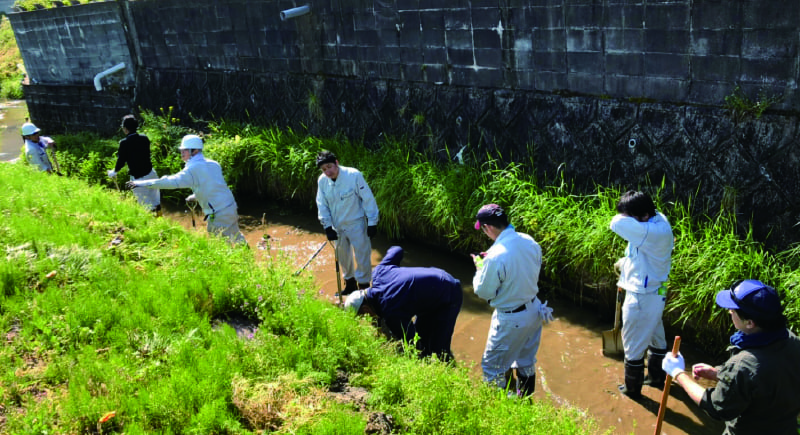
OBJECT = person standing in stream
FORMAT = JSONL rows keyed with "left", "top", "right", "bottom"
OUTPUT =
{"left": 107, "top": 114, "right": 162, "bottom": 216}
{"left": 315, "top": 150, "right": 379, "bottom": 295}
{"left": 610, "top": 190, "right": 674, "bottom": 399}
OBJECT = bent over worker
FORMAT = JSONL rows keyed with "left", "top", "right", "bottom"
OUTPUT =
{"left": 127, "top": 135, "right": 246, "bottom": 246}
{"left": 108, "top": 115, "right": 161, "bottom": 215}
{"left": 344, "top": 245, "right": 462, "bottom": 361}
{"left": 610, "top": 190, "right": 674, "bottom": 399}
{"left": 663, "top": 280, "right": 800, "bottom": 434}
{"left": 472, "top": 203, "right": 553, "bottom": 396}
{"left": 315, "top": 150, "right": 379, "bottom": 295}
{"left": 21, "top": 122, "right": 55, "bottom": 173}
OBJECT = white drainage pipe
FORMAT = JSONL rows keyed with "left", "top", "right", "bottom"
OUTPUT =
{"left": 94, "top": 62, "right": 126, "bottom": 91}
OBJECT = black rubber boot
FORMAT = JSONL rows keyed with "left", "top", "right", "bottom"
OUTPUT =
{"left": 618, "top": 358, "right": 645, "bottom": 399}
{"left": 153, "top": 204, "right": 163, "bottom": 218}
{"left": 341, "top": 278, "right": 358, "bottom": 296}
{"left": 644, "top": 347, "right": 668, "bottom": 388}
{"left": 357, "top": 281, "right": 371, "bottom": 290}
{"left": 517, "top": 373, "right": 536, "bottom": 397}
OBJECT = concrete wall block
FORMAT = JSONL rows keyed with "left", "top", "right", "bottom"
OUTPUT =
{"left": 422, "top": 47, "right": 446, "bottom": 64}
{"left": 398, "top": 26, "right": 421, "bottom": 47}
{"left": 567, "top": 52, "right": 604, "bottom": 74}
{"left": 565, "top": 4, "right": 602, "bottom": 28}
{"left": 474, "top": 48, "right": 502, "bottom": 68}
{"left": 536, "top": 71, "right": 568, "bottom": 91}
{"left": 533, "top": 29, "right": 566, "bottom": 51}
{"left": 444, "top": 8, "right": 471, "bottom": 30}
{"left": 471, "top": 7, "right": 502, "bottom": 29}
{"left": 400, "top": 46, "right": 423, "bottom": 63}
{"left": 447, "top": 48, "right": 474, "bottom": 66}
{"left": 355, "top": 29, "right": 379, "bottom": 46}
{"left": 422, "top": 29, "right": 445, "bottom": 48}
{"left": 642, "top": 76, "right": 688, "bottom": 101}
{"left": 742, "top": 29, "right": 798, "bottom": 59}
{"left": 445, "top": 28, "right": 472, "bottom": 50}
{"left": 421, "top": 10, "right": 445, "bottom": 30}
{"left": 692, "top": 1, "right": 740, "bottom": 30}
{"left": 530, "top": 5, "right": 564, "bottom": 29}
{"left": 606, "top": 5, "right": 643, "bottom": 29}
{"left": 645, "top": 29, "right": 688, "bottom": 53}
{"left": 645, "top": 3, "right": 690, "bottom": 29}
{"left": 740, "top": 57, "right": 794, "bottom": 83}
{"left": 534, "top": 51, "right": 567, "bottom": 72}
{"left": 472, "top": 29, "right": 502, "bottom": 50}
{"left": 566, "top": 29, "right": 602, "bottom": 52}
{"left": 567, "top": 73, "right": 604, "bottom": 95}
{"left": 605, "top": 74, "right": 643, "bottom": 98}
{"left": 605, "top": 28, "right": 644, "bottom": 52}
{"left": 690, "top": 30, "right": 741, "bottom": 56}
{"left": 692, "top": 55, "right": 739, "bottom": 82}
{"left": 742, "top": 1, "right": 799, "bottom": 30}
{"left": 645, "top": 53, "right": 689, "bottom": 78}
{"left": 422, "top": 63, "right": 446, "bottom": 83}
{"left": 606, "top": 53, "right": 643, "bottom": 75}
{"left": 687, "top": 81, "right": 732, "bottom": 107}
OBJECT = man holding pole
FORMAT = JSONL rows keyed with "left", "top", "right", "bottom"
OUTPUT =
{"left": 315, "top": 150, "right": 379, "bottom": 295}
{"left": 21, "top": 122, "right": 57, "bottom": 174}
{"left": 663, "top": 280, "right": 800, "bottom": 434}
{"left": 610, "top": 190, "right": 674, "bottom": 399}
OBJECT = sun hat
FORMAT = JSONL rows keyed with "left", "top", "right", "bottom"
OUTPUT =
{"left": 344, "top": 290, "right": 366, "bottom": 313}
{"left": 474, "top": 203, "right": 507, "bottom": 230}
{"left": 715, "top": 279, "right": 783, "bottom": 319}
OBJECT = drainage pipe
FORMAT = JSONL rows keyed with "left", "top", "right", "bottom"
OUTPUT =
{"left": 94, "top": 63, "right": 126, "bottom": 91}
{"left": 280, "top": 5, "right": 310, "bottom": 21}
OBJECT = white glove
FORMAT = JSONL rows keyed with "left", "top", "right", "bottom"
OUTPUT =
{"left": 662, "top": 353, "right": 685, "bottom": 378}
{"left": 186, "top": 194, "right": 197, "bottom": 203}
{"left": 107, "top": 170, "right": 117, "bottom": 178}
{"left": 613, "top": 258, "right": 624, "bottom": 276}
{"left": 538, "top": 300, "right": 554, "bottom": 325}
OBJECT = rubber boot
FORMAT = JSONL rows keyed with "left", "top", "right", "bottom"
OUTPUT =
{"left": 618, "top": 358, "right": 645, "bottom": 399}
{"left": 153, "top": 204, "right": 163, "bottom": 218}
{"left": 644, "top": 347, "right": 668, "bottom": 388}
{"left": 357, "top": 281, "right": 371, "bottom": 290}
{"left": 341, "top": 278, "right": 358, "bottom": 296}
{"left": 517, "top": 373, "right": 536, "bottom": 397}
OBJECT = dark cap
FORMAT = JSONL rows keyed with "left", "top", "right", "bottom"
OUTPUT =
{"left": 715, "top": 279, "right": 783, "bottom": 319}
{"left": 316, "top": 151, "right": 337, "bottom": 168}
{"left": 474, "top": 203, "right": 506, "bottom": 230}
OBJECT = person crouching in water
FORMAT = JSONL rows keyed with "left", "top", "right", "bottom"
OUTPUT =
{"left": 107, "top": 115, "right": 162, "bottom": 216}
{"left": 127, "top": 134, "right": 246, "bottom": 246}
{"left": 344, "top": 245, "right": 462, "bottom": 361}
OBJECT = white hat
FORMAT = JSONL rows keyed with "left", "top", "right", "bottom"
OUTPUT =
{"left": 344, "top": 290, "right": 366, "bottom": 313}
{"left": 179, "top": 134, "right": 204, "bottom": 150}
{"left": 21, "top": 122, "right": 40, "bottom": 136}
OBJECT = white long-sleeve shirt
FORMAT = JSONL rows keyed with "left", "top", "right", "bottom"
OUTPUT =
{"left": 610, "top": 211, "right": 674, "bottom": 294}
{"left": 473, "top": 226, "right": 542, "bottom": 311}
{"left": 316, "top": 165, "right": 379, "bottom": 229}
{"left": 24, "top": 137, "right": 54, "bottom": 172}
{"left": 135, "top": 153, "right": 236, "bottom": 216}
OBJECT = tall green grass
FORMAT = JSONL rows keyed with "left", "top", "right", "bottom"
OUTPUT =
{"left": 40, "top": 111, "right": 800, "bottom": 351}
{"left": 0, "top": 162, "right": 601, "bottom": 434}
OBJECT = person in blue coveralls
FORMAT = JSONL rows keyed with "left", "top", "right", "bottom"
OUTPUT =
{"left": 344, "top": 245, "right": 462, "bottom": 361}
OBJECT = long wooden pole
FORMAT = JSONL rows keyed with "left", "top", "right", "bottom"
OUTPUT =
{"left": 654, "top": 336, "right": 681, "bottom": 435}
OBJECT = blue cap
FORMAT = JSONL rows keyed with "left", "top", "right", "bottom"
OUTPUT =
{"left": 715, "top": 279, "right": 783, "bottom": 319}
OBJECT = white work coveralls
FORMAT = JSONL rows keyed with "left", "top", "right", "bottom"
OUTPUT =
{"left": 610, "top": 211, "right": 673, "bottom": 361}
{"left": 316, "top": 165, "right": 379, "bottom": 284}
{"left": 134, "top": 153, "right": 246, "bottom": 245}
{"left": 24, "top": 137, "right": 54, "bottom": 172}
{"left": 473, "top": 225, "right": 549, "bottom": 387}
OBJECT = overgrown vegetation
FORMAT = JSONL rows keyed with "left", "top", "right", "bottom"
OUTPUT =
{"left": 25, "top": 109, "right": 800, "bottom": 353}
{"left": 0, "top": 163, "right": 600, "bottom": 433}
{"left": 723, "top": 84, "right": 783, "bottom": 123}
{"left": 0, "top": 16, "right": 23, "bottom": 100}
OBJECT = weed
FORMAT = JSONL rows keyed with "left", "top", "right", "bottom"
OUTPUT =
{"left": 724, "top": 84, "right": 782, "bottom": 122}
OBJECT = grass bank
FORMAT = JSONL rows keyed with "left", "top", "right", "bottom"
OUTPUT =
{"left": 0, "top": 162, "right": 599, "bottom": 433}
{"left": 23, "top": 110, "right": 800, "bottom": 352}
{"left": 0, "top": 16, "right": 23, "bottom": 100}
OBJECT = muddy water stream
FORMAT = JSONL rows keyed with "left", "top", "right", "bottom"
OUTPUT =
{"left": 160, "top": 200, "right": 725, "bottom": 435}
{"left": 0, "top": 100, "right": 28, "bottom": 162}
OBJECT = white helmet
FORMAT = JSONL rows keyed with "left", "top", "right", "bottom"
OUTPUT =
{"left": 179, "top": 134, "right": 204, "bottom": 150}
{"left": 21, "top": 122, "right": 40, "bottom": 136}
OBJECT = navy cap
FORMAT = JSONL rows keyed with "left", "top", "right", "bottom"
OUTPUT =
{"left": 474, "top": 204, "right": 506, "bottom": 230}
{"left": 715, "top": 279, "right": 783, "bottom": 319}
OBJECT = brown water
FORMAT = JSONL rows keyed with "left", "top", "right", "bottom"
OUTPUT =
{"left": 0, "top": 100, "right": 28, "bottom": 162}
{"left": 161, "top": 199, "right": 725, "bottom": 435}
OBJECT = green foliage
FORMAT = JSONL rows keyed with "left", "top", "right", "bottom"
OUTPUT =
{"left": 724, "top": 84, "right": 782, "bottom": 122}
{"left": 0, "top": 16, "right": 24, "bottom": 99}
{"left": 0, "top": 163, "right": 598, "bottom": 433}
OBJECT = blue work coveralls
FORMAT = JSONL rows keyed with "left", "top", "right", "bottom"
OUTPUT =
{"left": 365, "top": 246, "right": 463, "bottom": 359}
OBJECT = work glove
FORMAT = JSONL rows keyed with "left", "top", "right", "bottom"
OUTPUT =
{"left": 107, "top": 170, "right": 117, "bottom": 178}
{"left": 367, "top": 225, "right": 377, "bottom": 238}
{"left": 185, "top": 194, "right": 197, "bottom": 203}
{"left": 538, "top": 300, "right": 554, "bottom": 325}
{"left": 125, "top": 181, "right": 138, "bottom": 189}
{"left": 662, "top": 352, "right": 685, "bottom": 378}
{"left": 325, "top": 227, "right": 338, "bottom": 241}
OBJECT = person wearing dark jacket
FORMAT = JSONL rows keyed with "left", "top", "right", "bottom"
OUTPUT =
{"left": 662, "top": 280, "right": 800, "bottom": 434}
{"left": 107, "top": 115, "right": 161, "bottom": 215}
{"left": 344, "top": 246, "right": 463, "bottom": 360}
